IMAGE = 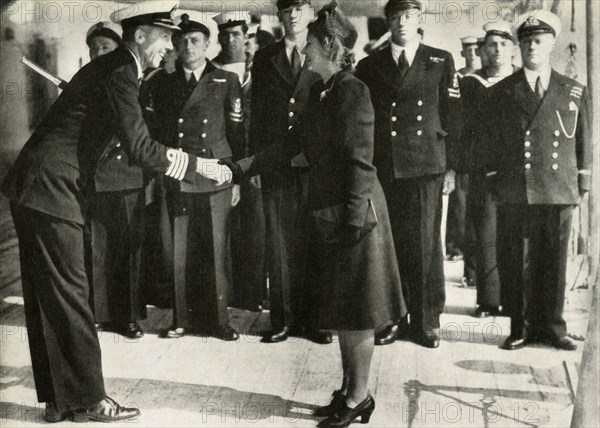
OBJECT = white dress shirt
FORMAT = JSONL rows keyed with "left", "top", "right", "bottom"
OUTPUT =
{"left": 284, "top": 36, "right": 307, "bottom": 67}
{"left": 391, "top": 40, "right": 420, "bottom": 67}
{"left": 524, "top": 65, "right": 552, "bottom": 94}
{"left": 183, "top": 60, "right": 208, "bottom": 82}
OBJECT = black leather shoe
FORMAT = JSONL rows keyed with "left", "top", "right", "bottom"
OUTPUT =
{"left": 120, "top": 322, "right": 144, "bottom": 339}
{"left": 219, "top": 324, "right": 239, "bottom": 341}
{"left": 72, "top": 397, "right": 140, "bottom": 422}
{"left": 163, "top": 326, "right": 186, "bottom": 339}
{"left": 262, "top": 327, "right": 290, "bottom": 343}
{"left": 551, "top": 336, "right": 577, "bottom": 351}
{"left": 501, "top": 334, "right": 528, "bottom": 350}
{"left": 375, "top": 324, "right": 400, "bottom": 346}
{"left": 314, "top": 390, "right": 346, "bottom": 417}
{"left": 44, "top": 403, "right": 70, "bottom": 423}
{"left": 317, "top": 394, "right": 375, "bottom": 428}
{"left": 303, "top": 328, "right": 333, "bottom": 345}
{"left": 413, "top": 330, "right": 440, "bottom": 348}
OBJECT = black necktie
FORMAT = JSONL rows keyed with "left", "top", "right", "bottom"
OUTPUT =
{"left": 398, "top": 50, "right": 409, "bottom": 79}
{"left": 291, "top": 46, "right": 302, "bottom": 80}
{"left": 535, "top": 75, "right": 544, "bottom": 100}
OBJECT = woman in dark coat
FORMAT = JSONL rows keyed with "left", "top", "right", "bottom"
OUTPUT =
{"left": 225, "top": 2, "right": 406, "bottom": 427}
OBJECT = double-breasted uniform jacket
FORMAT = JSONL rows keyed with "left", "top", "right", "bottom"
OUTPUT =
{"left": 485, "top": 69, "right": 591, "bottom": 205}
{"left": 239, "top": 71, "right": 406, "bottom": 330}
{"left": 153, "top": 60, "right": 245, "bottom": 195}
{"left": 1, "top": 46, "right": 198, "bottom": 223}
{"left": 250, "top": 39, "right": 321, "bottom": 176}
{"left": 355, "top": 44, "right": 463, "bottom": 183}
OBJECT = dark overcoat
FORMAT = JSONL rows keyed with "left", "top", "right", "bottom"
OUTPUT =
{"left": 240, "top": 71, "right": 406, "bottom": 330}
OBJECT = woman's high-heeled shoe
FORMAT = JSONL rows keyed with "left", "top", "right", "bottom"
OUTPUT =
{"left": 316, "top": 394, "right": 375, "bottom": 428}
{"left": 314, "top": 390, "right": 346, "bottom": 417}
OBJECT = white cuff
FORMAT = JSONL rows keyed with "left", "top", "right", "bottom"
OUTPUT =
{"left": 486, "top": 171, "right": 498, "bottom": 177}
{"left": 166, "top": 148, "right": 189, "bottom": 181}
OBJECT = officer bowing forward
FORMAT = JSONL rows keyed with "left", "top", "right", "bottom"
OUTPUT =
{"left": 485, "top": 11, "right": 591, "bottom": 351}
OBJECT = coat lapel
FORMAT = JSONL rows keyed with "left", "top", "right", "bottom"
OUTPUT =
{"left": 374, "top": 46, "right": 404, "bottom": 92}
{"left": 512, "top": 69, "right": 541, "bottom": 119}
{"left": 399, "top": 44, "right": 428, "bottom": 90}
{"left": 528, "top": 70, "right": 568, "bottom": 130}
{"left": 182, "top": 61, "right": 218, "bottom": 113}
{"left": 271, "top": 41, "right": 296, "bottom": 87}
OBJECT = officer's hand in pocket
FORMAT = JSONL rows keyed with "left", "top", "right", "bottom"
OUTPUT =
{"left": 250, "top": 175, "right": 262, "bottom": 189}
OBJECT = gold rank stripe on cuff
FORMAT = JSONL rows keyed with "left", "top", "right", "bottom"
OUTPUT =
{"left": 165, "top": 148, "right": 189, "bottom": 181}
{"left": 486, "top": 171, "right": 497, "bottom": 177}
{"left": 578, "top": 170, "right": 592, "bottom": 175}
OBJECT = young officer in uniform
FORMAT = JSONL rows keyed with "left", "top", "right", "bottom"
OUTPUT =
{"left": 485, "top": 11, "right": 591, "bottom": 351}
{"left": 459, "top": 21, "right": 517, "bottom": 318}
{"left": 355, "top": 0, "right": 463, "bottom": 348}
{"left": 212, "top": 12, "right": 267, "bottom": 313}
{"left": 251, "top": 0, "right": 332, "bottom": 344}
{"left": 1, "top": 2, "right": 229, "bottom": 422}
{"left": 153, "top": 15, "right": 244, "bottom": 341}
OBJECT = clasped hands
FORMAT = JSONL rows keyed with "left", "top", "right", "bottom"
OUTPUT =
{"left": 196, "top": 158, "right": 234, "bottom": 186}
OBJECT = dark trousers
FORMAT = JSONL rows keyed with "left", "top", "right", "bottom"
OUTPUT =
{"left": 170, "top": 189, "right": 232, "bottom": 331}
{"left": 142, "top": 177, "right": 174, "bottom": 308}
{"left": 231, "top": 179, "right": 267, "bottom": 309}
{"left": 262, "top": 167, "right": 311, "bottom": 331}
{"left": 384, "top": 174, "right": 446, "bottom": 331}
{"left": 468, "top": 177, "right": 501, "bottom": 306}
{"left": 86, "top": 189, "right": 146, "bottom": 324}
{"left": 446, "top": 173, "right": 468, "bottom": 256}
{"left": 11, "top": 203, "right": 105, "bottom": 412}
{"left": 498, "top": 204, "right": 573, "bottom": 340}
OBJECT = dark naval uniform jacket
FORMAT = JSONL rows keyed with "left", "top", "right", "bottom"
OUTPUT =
{"left": 154, "top": 60, "right": 245, "bottom": 195}
{"left": 485, "top": 69, "right": 591, "bottom": 205}
{"left": 355, "top": 44, "right": 463, "bottom": 183}
{"left": 250, "top": 39, "right": 321, "bottom": 174}
{"left": 1, "top": 46, "right": 197, "bottom": 224}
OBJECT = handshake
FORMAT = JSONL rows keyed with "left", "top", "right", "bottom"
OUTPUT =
{"left": 196, "top": 158, "right": 234, "bottom": 186}
{"left": 196, "top": 158, "right": 246, "bottom": 186}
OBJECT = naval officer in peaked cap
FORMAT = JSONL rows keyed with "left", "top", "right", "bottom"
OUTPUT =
{"left": 483, "top": 10, "right": 591, "bottom": 351}
{"left": 355, "top": 0, "right": 463, "bottom": 349}
{"left": 1, "top": 1, "right": 231, "bottom": 422}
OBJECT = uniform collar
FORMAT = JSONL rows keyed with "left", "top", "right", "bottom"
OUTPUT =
{"left": 183, "top": 60, "right": 208, "bottom": 82}
{"left": 390, "top": 40, "right": 420, "bottom": 66}
{"left": 523, "top": 65, "right": 552, "bottom": 92}
{"left": 126, "top": 48, "right": 144, "bottom": 80}
{"left": 284, "top": 35, "right": 307, "bottom": 64}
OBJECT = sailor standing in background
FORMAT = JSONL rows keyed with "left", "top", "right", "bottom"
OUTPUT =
{"left": 459, "top": 21, "right": 517, "bottom": 318}
{"left": 355, "top": 0, "right": 463, "bottom": 348}
{"left": 446, "top": 35, "right": 481, "bottom": 269}
{"left": 485, "top": 11, "right": 591, "bottom": 351}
